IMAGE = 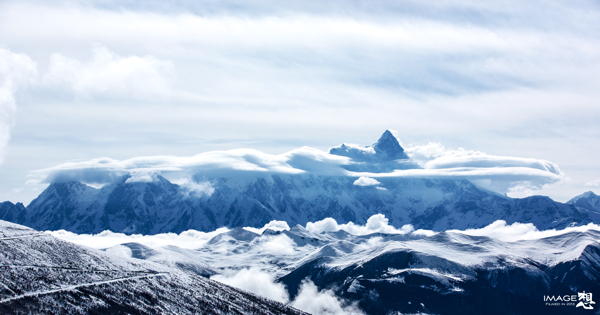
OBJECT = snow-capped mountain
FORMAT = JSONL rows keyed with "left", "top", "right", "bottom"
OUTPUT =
{"left": 2, "top": 131, "right": 598, "bottom": 234}
{"left": 328, "top": 129, "right": 414, "bottom": 171}
{"left": 277, "top": 228, "right": 600, "bottom": 315}
{"left": 9, "top": 174, "right": 597, "bottom": 235}
{"left": 568, "top": 191, "right": 600, "bottom": 213}
{"left": 0, "top": 220, "right": 306, "bottom": 315}
{"left": 89, "top": 219, "right": 600, "bottom": 315}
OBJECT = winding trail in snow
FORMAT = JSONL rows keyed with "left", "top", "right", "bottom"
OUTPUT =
{"left": 0, "top": 233, "right": 47, "bottom": 241}
{"left": 0, "top": 273, "right": 168, "bottom": 304}
{"left": 0, "top": 265, "right": 158, "bottom": 274}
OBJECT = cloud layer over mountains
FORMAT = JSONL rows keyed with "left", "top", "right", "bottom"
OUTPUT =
{"left": 52, "top": 213, "right": 600, "bottom": 252}
{"left": 47, "top": 212, "right": 600, "bottom": 315}
{"left": 27, "top": 131, "right": 563, "bottom": 195}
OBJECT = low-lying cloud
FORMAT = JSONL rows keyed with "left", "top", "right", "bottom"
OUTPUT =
{"left": 353, "top": 176, "right": 380, "bottom": 187}
{"left": 211, "top": 268, "right": 364, "bottom": 315}
{"left": 306, "top": 214, "right": 415, "bottom": 235}
{"left": 291, "top": 280, "right": 365, "bottom": 315}
{"left": 451, "top": 220, "right": 600, "bottom": 242}
{"left": 243, "top": 220, "right": 291, "bottom": 234}
{"left": 51, "top": 214, "right": 600, "bottom": 251}
{"left": 49, "top": 227, "right": 230, "bottom": 250}
{"left": 211, "top": 267, "right": 290, "bottom": 303}
{"left": 173, "top": 177, "right": 215, "bottom": 197}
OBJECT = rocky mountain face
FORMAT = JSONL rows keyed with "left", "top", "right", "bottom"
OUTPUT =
{"left": 0, "top": 220, "right": 307, "bottom": 315}
{"left": 1, "top": 173, "right": 598, "bottom": 235}
{"left": 0, "top": 202, "right": 26, "bottom": 223}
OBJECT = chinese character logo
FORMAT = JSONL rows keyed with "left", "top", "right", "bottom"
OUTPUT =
{"left": 576, "top": 291, "right": 596, "bottom": 310}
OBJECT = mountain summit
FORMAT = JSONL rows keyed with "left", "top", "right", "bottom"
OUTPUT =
{"left": 329, "top": 130, "right": 409, "bottom": 162}
{"left": 373, "top": 130, "right": 409, "bottom": 160}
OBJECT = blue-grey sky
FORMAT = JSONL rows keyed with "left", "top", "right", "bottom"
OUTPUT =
{"left": 1, "top": 0, "right": 599, "bottom": 204}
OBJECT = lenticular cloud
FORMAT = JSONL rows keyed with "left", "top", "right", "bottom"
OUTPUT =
{"left": 28, "top": 135, "right": 563, "bottom": 194}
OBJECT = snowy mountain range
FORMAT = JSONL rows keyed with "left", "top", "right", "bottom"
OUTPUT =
{"left": 0, "top": 220, "right": 306, "bottom": 315}
{"left": 1, "top": 131, "right": 599, "bottom": 235}
{"left": 57, "top": 216, "right": 600, "bottom": 315}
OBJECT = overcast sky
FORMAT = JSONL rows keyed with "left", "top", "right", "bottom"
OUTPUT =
{"left": 1, "top": 0, "right": 599, "bottom": 204}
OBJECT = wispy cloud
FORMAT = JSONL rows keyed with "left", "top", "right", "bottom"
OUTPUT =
{"left": 584, "top": 179, "right": 600, "bottom": 187}
{"left": 43, "top": 44, "right": 174, "bottom": 100}
{"left": 0, "top": 48, "right": 38, "bottom": 162}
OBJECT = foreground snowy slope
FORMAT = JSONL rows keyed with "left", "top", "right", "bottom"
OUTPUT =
{"left": 0, "top": 220, "right": 306, "bottom": 315}
{"left": 90, "top": 218, "right": 600, "bottom": 315}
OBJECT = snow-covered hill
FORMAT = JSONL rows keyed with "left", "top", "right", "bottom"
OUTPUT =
{"left": 0, "top": 220, "right": 306, "bottom": 315}
{"left": 80, "top": 217, "right": 600, "bottom": 315}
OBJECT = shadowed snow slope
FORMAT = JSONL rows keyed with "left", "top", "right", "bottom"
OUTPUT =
{"left": 0, "top": 220, "right": 306, "bottom": 315}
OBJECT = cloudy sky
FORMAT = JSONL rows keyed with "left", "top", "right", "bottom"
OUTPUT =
{"left": 1, "top": 0, "right": 599, "bottom": 204}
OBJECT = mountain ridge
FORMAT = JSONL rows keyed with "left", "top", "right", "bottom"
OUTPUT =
{"left": 1, "top": 173, "right": 598, "bottom": 235}
{"left": 2, "top": 130, "right": 597, "bottom": 235}
{"left": 97, "top": 218, "right": 600, "bottom": 315}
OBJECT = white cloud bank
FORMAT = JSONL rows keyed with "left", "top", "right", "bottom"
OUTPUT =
{"left": 27, "top": 147, "right": 350, "bottom": 185}
{"left": 27, "top": 138, "right": 564, "bottom": 195}
{"left": 50, "top": 214, "right": 600, "bottom": 251}
{"left": 49, "top": 227, "right": 230, "bottom": 250}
